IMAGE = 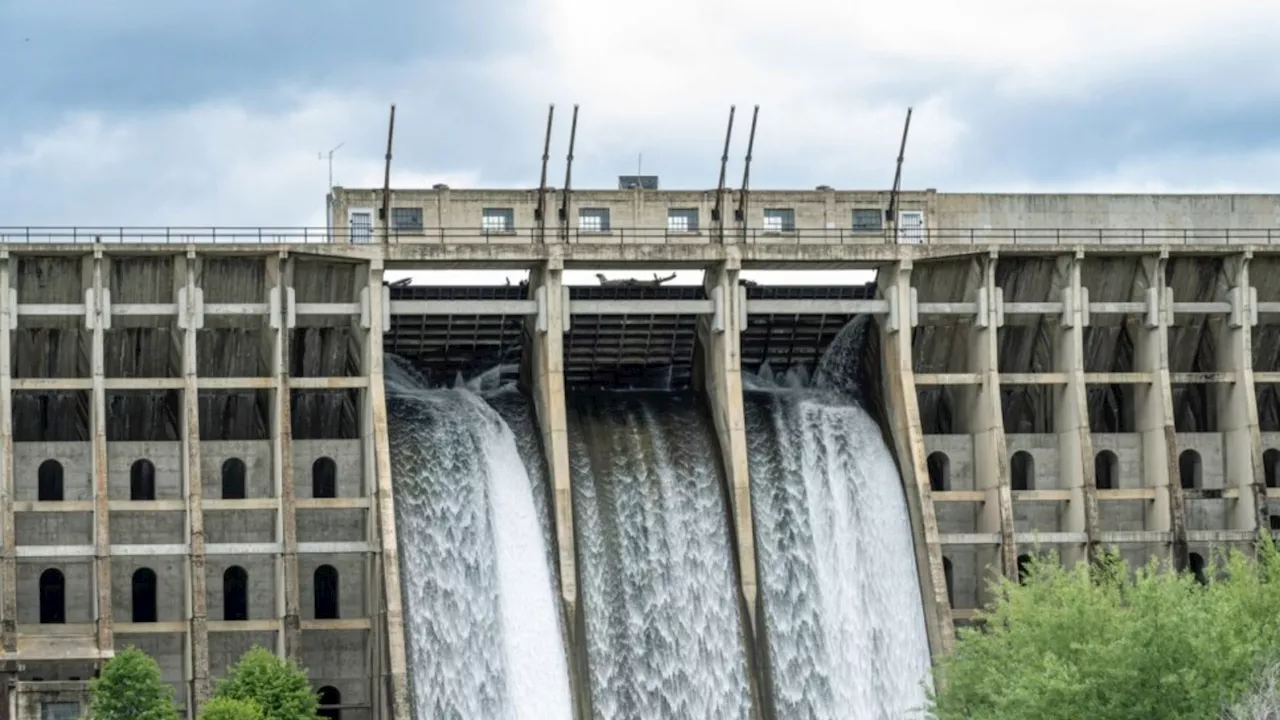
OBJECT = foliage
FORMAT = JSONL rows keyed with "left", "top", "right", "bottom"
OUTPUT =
{"left": 214, "top": 646, "right": 318, "bottom": 720}
{"left": 89, "top": 646, "right": 179, "bottom": 720}
{"left": 198, "top": 697, "right": 266, "bottom": 720}
{"left": 929, "top": 538, "right": 1280, "bottom": 720}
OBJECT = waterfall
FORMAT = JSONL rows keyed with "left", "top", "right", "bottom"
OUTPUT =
{"left": 746, "top": 319, "right": 932, "bottom": 719}
{"left": 386, "top": 358, "right": 572, "bottom": 720}
{"left": 570, "top": 390, "right": 753, "bottom": 720}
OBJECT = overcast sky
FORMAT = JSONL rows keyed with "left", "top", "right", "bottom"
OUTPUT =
{"left": 2, "top": 1, "right": 1279, "bottom": 230}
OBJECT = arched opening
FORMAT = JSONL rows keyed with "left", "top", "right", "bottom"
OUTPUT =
{"left": 312, "top": 457, "right": 337, "bottom": 499}
{"left": 1017, "top": 554, "right": 1032, "bottom": 584}
{"left": 317, "top": 686, "right": 342, "bottom": 720}
{"left": 927, "top": 452, "right": 950, "bottom": 492}
{"left": 38, "top": 460, "right": 63, "bottom": 502}
{"left": 1265, "top": 449, "right": 1280, "bottom": 489}
{"left": 223, "top": 566, "right": 248, "bottom": 621}
{"left": 130, "top": 459, "right": 156, "bottom": 501}
{"left": 221, "top": 458, "right": 246, "bottom": 500}
{"left": 1180, "top": 450, "right": 1202, "bottom": 490}
{"left": 1011, "top": 451, "right": 1035, "bottom": 491}
{"left": 39, "top": 569, "right": 65, "bottom": 624}
{"left": 1094, "top": 450, "right": 1118, "bottom": 490}
{"left": 315, "top": 565, "right": 340, "bottom": 619}
{"left": 132, "top": 568, "right": 158, "bottom": 623}
{"left": 942, "top": 556, "right": 955, "bottom": 606}
{"left": 1189, "top": 552, "right": 1208, "bottom": 586}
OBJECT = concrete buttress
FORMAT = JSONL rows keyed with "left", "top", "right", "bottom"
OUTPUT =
{"left": 1054, "top": 252, "right": 1100, "bottom": 565}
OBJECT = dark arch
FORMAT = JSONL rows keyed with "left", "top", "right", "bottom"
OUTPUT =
{"left": 312, "top": 457, "right": 337, "bottom": 499}
{"left": 1017, "top": 554, "right": 1032, "bottom": 584}
{"left": 130, "top": 459, "right": 156, "bottom": 501}
{"left": 224, "top": 566, "right": 248, "bottom": 621}
{"left": 942, "top": 556, "right": 955, "bottom": 606}
{"left": 927, "top": 452, "right": 950, "bottom": 492}
{"left": 1011, "top": 451, "right": 1035, "bottom": 491}
{"left": 1094, "top": 450, "right": 1118, "bottom": 490}
{"left": 1265, "top": 449, "right": 1280, "bottom": 489}
{"left": 315, "top": 565, "right": 340, "bottom": 620}
{"left": 38, "top": 460, "right": 63, "bottom": 502}
{"left": 39, "top": 569, "right": 65, "bottom": 624}
{"left": 318, "top": 686, "right": 342, "bottom": 720}
{"left": 132, "top": 568, "right": 158, "bottom": 623}
{"left": 222, "top": 458, "right": 246, "bottom": 500}
{"left": 1189, "top": 552, "right": 1208, "bottom": 586}
{"left": 1179, "top": 449, "right": 1201, "bottom": 490}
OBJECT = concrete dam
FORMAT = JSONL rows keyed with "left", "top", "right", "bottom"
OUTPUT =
{"left": 2, "top": 186, "right": 1280, "bottom": 719}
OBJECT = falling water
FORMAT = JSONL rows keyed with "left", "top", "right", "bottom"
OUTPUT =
{"left": 746, "top": 318, "right": 932, "bottom": 720}
{"left": 570, "top": 390, "right": 754, "bottom": 720}
{"left": 386, "top": 359, "right": 572, "bottom": 720}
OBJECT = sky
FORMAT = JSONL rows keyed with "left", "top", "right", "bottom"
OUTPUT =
{"left": 2, "top": 0, "right": 1280, "bottom": 233}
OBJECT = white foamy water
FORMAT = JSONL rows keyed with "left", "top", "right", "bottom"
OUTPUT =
{"left": 746, "top": 319, "right": 932, "bottom": 719}
{"left": 569, "top": 391, "right": 753, "bottom": 720}
{"left": 386, "top": 361, "right": 572, "bottom": 720}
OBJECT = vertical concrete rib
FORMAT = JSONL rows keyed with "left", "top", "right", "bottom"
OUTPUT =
{"left": 1134, "top": 253, "right": 1187, "bottom": 566}
{"left": 178, "top": 253, "right": 211, "bottom": 707}
{"left": 1217, "top": 253, "right": 1265, "bottom": 533}
{"left": 267, "top": 254, "right": 301, "bottom": 658}
{"left": 879, "top": 260, "right": 954, "bottom": 655}
{"left": 88, "top": 251, "right": 113, "bottom": 652}
{"left": 363, "top": 260, "right": 411, "bottom": 719}
{"left": 0, "top": 254, "right": 15, "bottom": 653}
{"left": 1054, "top": 252, "right": 1100, "bottom": 565}
{"left": 968, "top": 252, "right": 1017, "bottom": 580}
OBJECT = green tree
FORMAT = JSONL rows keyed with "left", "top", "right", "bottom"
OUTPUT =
{"left": 214, "top": 646, "right": 318, "bottom": 720}
{"left": 929, "top": 541, "right": 1280, "bottom": 720}
{"left": 198, "top": 697, "right": 266, "bottom": 720}
{"left": 89, "top": 646, "right": 179, "bottom": 720}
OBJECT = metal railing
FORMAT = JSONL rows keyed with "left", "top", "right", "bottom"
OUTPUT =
{"left": 1, "top": 226, "right": 1278, "bottom": 246}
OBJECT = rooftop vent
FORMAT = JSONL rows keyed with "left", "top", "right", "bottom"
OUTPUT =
{"left": 618, "top": 175, "right": 659, "bottom": 190}
{"left": 816, "top": 184, "right": 833, "bottom": 191}
{"left": 432, "top": 183, "right": 450, "bottom": 190}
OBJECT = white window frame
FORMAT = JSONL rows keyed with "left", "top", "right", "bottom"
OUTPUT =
{"left": 482, "top": 207, "right": 515, "bottom": 234}
{"left": 578, "top": 207, "right": 610, "bottom": 233}
{"left": 348, "top": 208, "right": 374, "bottom": 245}
{"left": 897, "top": 210, "right": 925, "bottom": 244}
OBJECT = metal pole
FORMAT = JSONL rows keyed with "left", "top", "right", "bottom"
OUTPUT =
{"left": 322, "top": 143, "right": 344, "bottom": 242}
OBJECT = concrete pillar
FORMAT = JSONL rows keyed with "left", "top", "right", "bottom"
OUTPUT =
{"left": 266, "top": 254, "right": 301, "bottom": 658}
{"left": 0, "top": 254, "right": 14, "bottom": 653}
{"left": 176, "top": 253, "right": 211, "bottom": 709}
{"left": 878, "top": 260, "right": 954, "bottom": 655}
{"left": 1215, "top": 253, "right": 1265, "bottom": 532}
{"left": 360, "top": 261, "right": 411, "bottom": 719}
{"left": 964, "top": 252, "right": 1018, "bottom": 583}
{"left": 1053, "top": 252, "right": 1100, "bottom": 565}
{"left": 1133, "top": 254, "right": 1187, "bottom": 566}
{"left": 696, "top": 255, "right": 759, "bottom": 631}
{"left": 87, "top": 251, "right": 113, "bottom": 652}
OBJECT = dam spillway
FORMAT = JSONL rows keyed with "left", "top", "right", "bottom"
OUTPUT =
{"left": 6, "top": 186, "right": 1280, "bottom": 718}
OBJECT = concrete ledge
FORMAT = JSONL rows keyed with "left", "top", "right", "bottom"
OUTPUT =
{"left": 196, "top": 377, "right": 276, "bottom": 390}
{"left": 114, "top": 621, "right": 187, "bottom": 634}
{"left": 207, "top": 620, "right": 278, "bottom": 633}
{"left": 915, "top": 373, "right": 981, "bottom": 385}
{"left": 1011, "top": 490, "right": 1072, "bottom": 502}
{"left": 13, "top": 502, "right": 94, "bottom": 513}
{"left": 932, "top": 491, "right": 987, "bottom": 503}
{"left": 1098, "top": 531, "right": 1173, "bottom": 543}
{"left": 288, "top": 377, "right": 368, "bottom": 389}
{"left": 294, "top": 498, "right": 370, "bottom": 510}
{"left": 299, "top": 618, "right": 372, "bottom": 631}
{"left": 205, "top": 543, "right": 279, "bottom": 555}
{"left": 204, "top": 499, "right": 278, "bottom": 511}
{"left": 297, "top": 542, "right": 371, "bottom": 554}
{"left": 1186, "top": 530, "right": 1256, "bottom": 542}
{"left": 1012, "top": 532, "right": 1089, "bottom": 544}
{"left": 939, "top": 533, "right": 1002, "bottom": 545}
{"left": 1097, "top": 488, "right": 1158, "bottom": 501}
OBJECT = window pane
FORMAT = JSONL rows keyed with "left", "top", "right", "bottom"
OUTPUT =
{"left": 482, "top": 208, "right": 514, "bottom": 232}
{"left": 763, "top": 208, "right": 795, "bottom": 232}
{"left": 579, "top": 208, "right": 610, "bottom": 232}
{"left": 853, "top": 208, "right": 883, "bottom": 231}
{"left": 391, "top": 207, "right": 423, "bottom": 231}
{"left": 667, "top": 208, "right": 698, "bottom": 232}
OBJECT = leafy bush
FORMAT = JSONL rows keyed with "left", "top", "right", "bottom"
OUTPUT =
{"left": 198, "top": 697, "right": 266, "bottom": 720}
{"left": 214, "top": 646, "right": 318, "bottom": 720}
{"left": 929, "top": 540, "right": 1280, "bottom": 720}
{"left": 89, "top": 646, "right": 179, "bottom": 720}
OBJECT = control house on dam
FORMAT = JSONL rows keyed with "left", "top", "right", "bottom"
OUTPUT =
{"left": 1, "top": 183, "right": 1280, "bottom": 719}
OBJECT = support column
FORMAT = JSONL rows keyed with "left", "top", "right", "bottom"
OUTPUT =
{"left": 267, "top": 254, "right": 301, "bottom": 659}
{"left": 88, "top": 251, "right": 113, "bottom": 652}
{"left": 965, "top": 252, "right": 1017, "bottom": 582}
{"left": 698, "top": 255, "right": 757, "bottom": 629}
{"left": 1133, "top": 254, "right": 1187, "bottom": 566}
{"left": 177, "top": 252, "right": 211, "bottom": 709}
{"left": 879, "top": 260, "right": 954, "bottom": 655}
{"left": 1054, "top": 252, "right": 1100, "bottom": 565}
{"left": 363, "top": 262, "right": 410, "bottom": 720}
{"left": 0, "top": 254, "right": 14, "bottom": 654}
{"left": 1216, "top": 253, "right": 1264, "bottom": 533}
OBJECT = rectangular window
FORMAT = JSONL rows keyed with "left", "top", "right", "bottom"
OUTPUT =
{"left": 42, "top": 703, "right": 81, "bottom": 720}
{"left": 482, "top": 208, "right": 515, "bottom": 233}
{"left": 578, "top": 208, "right": 611, "bottom": 233}
{"left": 763, "top": 208, "right": 796, "bottom": 233}
{"left": 349, "top": 210, "right": 373, "bottom": 244}
{"left": 852, "top": 208, "right": 883, "bottom": 232}
{"left": 391, "top": 207, "right": 423, "bottom": 231}
{"left": 667, "top": 208, "right": 699, "bottom": 233}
